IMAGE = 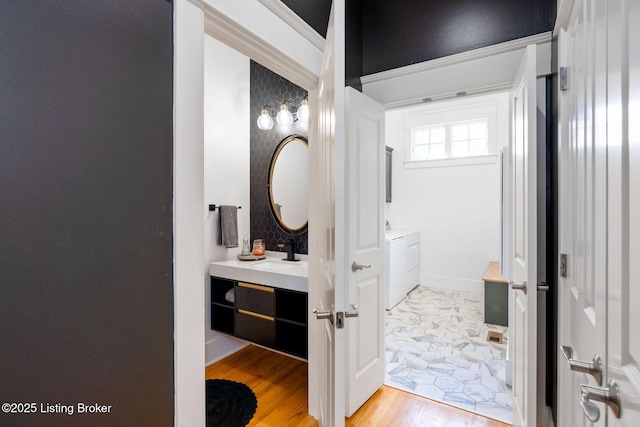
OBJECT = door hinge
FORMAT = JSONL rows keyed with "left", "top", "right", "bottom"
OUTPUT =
{"left": 560, "top": 253, "right": 568, "bottom": 277}
{"left": 560, "top": 67, "right": 569, "bottom": 91}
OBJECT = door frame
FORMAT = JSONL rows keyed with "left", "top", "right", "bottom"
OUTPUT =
{"left": 174, "top": 1, "right": 321, "bottom": 425}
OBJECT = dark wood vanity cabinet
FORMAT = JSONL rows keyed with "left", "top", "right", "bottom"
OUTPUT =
{"left": 210, "top": 276, "right": 308, "bottom": 359}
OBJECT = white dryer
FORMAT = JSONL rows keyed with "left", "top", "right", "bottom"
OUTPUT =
{"left": 385, "top": 230, "right": 421, "bottom": 310}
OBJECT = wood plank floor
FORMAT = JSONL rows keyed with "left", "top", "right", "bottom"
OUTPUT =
{"left": 205, "top": 345, "right": 512, "bottom": 427}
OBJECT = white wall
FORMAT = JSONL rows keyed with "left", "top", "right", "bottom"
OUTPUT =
{"left": 174, "top": 1, "right": 205, "bottom": 425}
{"left": 204, "top": 34, "right": 251, "bottom": 365}
{"left": 385, "top": 92, "right": 510, "bottom": 293}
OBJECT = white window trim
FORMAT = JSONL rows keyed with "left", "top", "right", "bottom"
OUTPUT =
{"left": 403, "top": 98, "right": 499, "bottom": 169}
{"left": 404, "top": 153, "right": 498, "bottom": 169}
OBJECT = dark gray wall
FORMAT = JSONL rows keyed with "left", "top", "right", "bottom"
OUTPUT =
{"left": 346, "top": 0, "right": 364, "bottom": 91}
{"left": 282, "top": 0, "right": 331, "bottom": 37}
{"left": 250, "top": 61, "right": 309, "bottom": 254}
{"left": 0, "top": 1, "right": 174, "bottom": 426}
{"left": 363, "top": 0, "right": 555, "bottom": 75}
{"left": 283, "top": 1, "right": 554, "bottom": 87}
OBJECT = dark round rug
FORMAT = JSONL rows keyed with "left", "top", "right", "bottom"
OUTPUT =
{"left": 206, "top": 379, "right": 258, "bottom": 427}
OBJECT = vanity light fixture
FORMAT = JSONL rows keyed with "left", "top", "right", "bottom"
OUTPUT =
{"left": 276, "top": 103, "right": 294, "bottom": 126}
{"left": 296, "top": 97, "right": 309, "bottom": 123}
{"left": 257, "top": 107, "right": 274, "bottom": 130}
{"left": 257, "top": 97, "right": 308, "bottom": 130}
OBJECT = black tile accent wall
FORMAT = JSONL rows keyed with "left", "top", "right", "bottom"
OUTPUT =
{"left": 250, "top": 61, "right": 308, "bottom": 254}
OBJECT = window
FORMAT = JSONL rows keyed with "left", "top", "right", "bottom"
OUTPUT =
{"left": 402, "top": 94, "right": 505, "bottom": 169}
{"left": 411, "top": 118, "right": 489, "bottom": 161}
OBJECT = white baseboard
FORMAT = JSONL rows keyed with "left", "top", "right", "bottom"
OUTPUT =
{"left": 421, "top": 274, "right": 484, "bottom": 294}
{"left": 205, "top": 333, "right": 248, "bottom": 366}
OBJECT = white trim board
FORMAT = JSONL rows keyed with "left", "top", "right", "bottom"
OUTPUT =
{"left": 203, "top": 2, "right": 318, "bottom": 90}
{"left": 362, "top": 32, "right": 552, "bottom": 107}
{"left": 205, "top": 335, "right": 249, "bottom": 366}
{"left": 174, "top": 1, "right": 206, "bottom": 426}
{"left": 257, "top": 0, "right": 325, "bottom": 50}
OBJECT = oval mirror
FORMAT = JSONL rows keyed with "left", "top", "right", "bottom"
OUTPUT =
{"left": 268, "top": 135, "right": 308, "bottom": 234}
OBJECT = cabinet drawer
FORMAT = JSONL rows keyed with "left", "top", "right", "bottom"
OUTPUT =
{"left": 236, "top": 310, "right": 275, "bottom": 346}
{"left": 407, "top": 243, "right": 420, "bottom": 270}
{"left": 406, "top": 232, "right": 420, "bottom": 246}
{"left": 235, "top": 282, "right": 274, "bottom": 316}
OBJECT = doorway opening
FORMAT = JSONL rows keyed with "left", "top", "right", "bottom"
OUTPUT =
{"left": 202, "top": 16, "right": 315, "bottom": 424}
{"left": 382, "top": 91, "right": 512, "bottom": 424}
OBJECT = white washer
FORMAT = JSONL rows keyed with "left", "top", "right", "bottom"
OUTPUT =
{"left": 385, "top": 230, "right": 421, "bottom": 310}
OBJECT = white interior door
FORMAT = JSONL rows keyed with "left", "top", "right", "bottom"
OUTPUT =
{"left": 309, "top": 3, "right": 385, "bottom": 424}
{"left": 308, "top": 2, "right": 345, "bottom": 426}
{"left": 557, "top": 0, "right": 608, "bottom": 425}
{"left": 607, "top": 0, "right": 640, "bottom": 425}
{"left": 510, "top": 44, "right": 537, "bottom": 427}
{"left": 344, "top": 87, "right": 386, "bottom": 416}
{"left": 556, "top": 0, "right": 640, "bottom": 424}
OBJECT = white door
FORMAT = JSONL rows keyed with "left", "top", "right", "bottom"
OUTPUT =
{"left": 344, "top": 87, "right": 386, "bottom": 416}
{"left": 608, "top": 0, "right": 640, "bottom": 425}
{"left": 309, "top": 3, "right": 386, "bottom": 424}
{"left": 556, "top": 0, "right": 640, "bottom": 425}
{"left": 509, "top": 44, "right": 538, "bottom": 427}
{"left": 557, "top": 0, "right": 608, "bottom": 425}
{"left": 308, "top": 2, "right": 344, "bottom": 425}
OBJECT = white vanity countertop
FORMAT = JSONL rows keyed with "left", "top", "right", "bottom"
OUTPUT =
{"left": 209, "top": 255, "right": 308, "bottom": 293}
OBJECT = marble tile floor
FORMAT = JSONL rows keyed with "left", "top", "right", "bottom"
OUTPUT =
{"left": 385, "top": 285, "right": 512, "bottom": 424}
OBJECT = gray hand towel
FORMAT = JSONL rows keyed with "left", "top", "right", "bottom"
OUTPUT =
{"left": 219, "top": 205, "right": 238, "bottom": 248}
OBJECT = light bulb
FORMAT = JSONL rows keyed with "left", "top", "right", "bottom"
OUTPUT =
{"left": 276, "top": 104, "right": 294, "bottom": 127}
{"left": 297, "top": 98, "right": 309, "bottom": 123}
{"left": 257, "top": 108, "right": 274, "bottom": 130}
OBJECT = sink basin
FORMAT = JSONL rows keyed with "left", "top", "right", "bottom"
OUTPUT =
{"left": 209, "top": 256, "right": 308, "bottom": 292}
{"left": 250, "top": 261, "right": 295, "bottom": 271}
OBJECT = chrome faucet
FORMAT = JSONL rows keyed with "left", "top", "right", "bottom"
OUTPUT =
{"left": 278, "top": 239, "right": 297, "bottom": 261}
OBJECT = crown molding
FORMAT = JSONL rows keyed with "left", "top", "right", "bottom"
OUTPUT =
{"left": 203, "top": 3, "right": 318, "bottom": 90}
{"left": 361, "top": 32, "right": 553, "bottom": 85}
{"left": 257, "top": 0, "right": 325, "bottom": 51}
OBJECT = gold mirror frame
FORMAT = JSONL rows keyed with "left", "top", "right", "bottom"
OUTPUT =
{"left": 267, "top": 134, "right": 308, "bottom": 234}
